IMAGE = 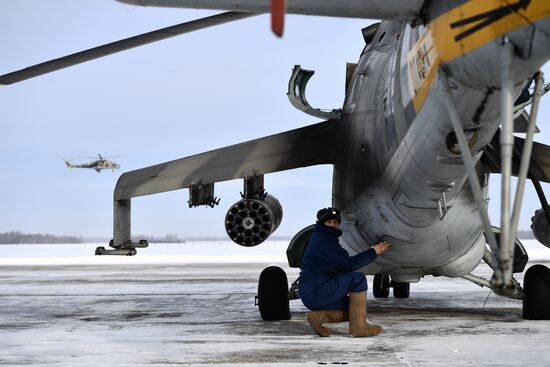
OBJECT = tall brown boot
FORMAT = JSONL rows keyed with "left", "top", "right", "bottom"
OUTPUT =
{"left": 348, "top": 291, "right": 383, "bottom": 337}
{"left": 306, "top": 310, "right": 349, "bottom": 337}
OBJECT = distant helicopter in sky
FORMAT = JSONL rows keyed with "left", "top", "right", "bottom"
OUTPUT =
{"left": 64, "top": 154, "right": 121, "bottom": 173}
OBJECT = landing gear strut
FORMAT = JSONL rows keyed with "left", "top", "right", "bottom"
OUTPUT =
{"left": 442, "top": 49, "right": 550, "bottom": 318}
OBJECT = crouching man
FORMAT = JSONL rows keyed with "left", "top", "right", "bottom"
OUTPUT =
{"left": 299, "top": 207, "right": 390, "bottom": 337}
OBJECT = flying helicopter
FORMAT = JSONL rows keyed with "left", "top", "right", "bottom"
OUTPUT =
{"left": 2, "top": 0, "right": 550, "bottom": 321}
{"left": 64, "top": 154, "right": 121, "bottom": 173}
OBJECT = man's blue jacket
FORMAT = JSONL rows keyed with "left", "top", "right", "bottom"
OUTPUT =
{"left": 299, "top": 223, "right": 377, "bottom": 308}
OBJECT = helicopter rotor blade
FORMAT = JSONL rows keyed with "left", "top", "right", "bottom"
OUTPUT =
{"left": 77, "top": 154, "right": 125, "bottom": 159}
{"left": 0, "top": 11, "right": 257, "bottom": 85}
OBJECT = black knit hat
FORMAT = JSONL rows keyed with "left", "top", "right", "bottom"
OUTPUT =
{"left": 317, "top": 207, "right": 341, "bottom": 224}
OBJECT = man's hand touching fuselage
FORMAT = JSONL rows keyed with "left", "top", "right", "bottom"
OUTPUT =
{"left": 373, "top": 240, "right": 390, "bottom": 254}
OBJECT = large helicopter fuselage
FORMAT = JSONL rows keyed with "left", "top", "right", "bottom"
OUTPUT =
{"left": 334, "top": 4, "right": 550, "bottom": 282}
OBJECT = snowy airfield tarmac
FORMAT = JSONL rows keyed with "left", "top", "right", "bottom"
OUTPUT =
{"left": 1, "top": 241, "right": 550, "bottom": 366}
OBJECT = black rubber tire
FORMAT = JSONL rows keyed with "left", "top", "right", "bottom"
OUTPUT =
{"left": 523, "top": 264, "right": 550, "bottom": 320}
{"left": 373, "top": 274, "right": 390, "bottom": 298}
{"left": 393, "top": 281, "right": 410, "bottom": 298}
{"left": 257, "top": 266, "right": 291, "bottom": 320}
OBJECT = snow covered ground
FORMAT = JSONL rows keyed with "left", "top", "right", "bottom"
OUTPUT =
{"left": 1, "top": 241, "right": 550, "bottom": 366}
{"left": 1, "top": 239, "right": 549, "bottom": 265}
{"left": 0, "top": 240, "right": 292, "bottom": 265}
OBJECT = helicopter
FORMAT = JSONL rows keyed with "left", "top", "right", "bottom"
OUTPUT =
{"left": 3, "top": 0, "right": 550, "bottom": 321}
{"left": 64, "top": 154, "right": 121, "bottom": 173}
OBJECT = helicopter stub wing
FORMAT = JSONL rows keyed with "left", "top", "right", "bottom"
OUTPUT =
{"left": 118, "top": 0, "right": 425, "bottom": 21}
{"left": 484, "top": 131, "right": 550, "bottom": 184}
{"left": 114, "top": 119, "right": 339, "bottom": 200}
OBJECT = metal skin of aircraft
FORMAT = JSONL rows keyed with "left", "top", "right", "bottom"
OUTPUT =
{"left": 64, "top": 155, "right": 121, "bottom": 173}
{"left": 3, "top": 0, "right": 550, "bottom": 320}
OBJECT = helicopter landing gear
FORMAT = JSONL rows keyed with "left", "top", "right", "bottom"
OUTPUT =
{"left": 95, "top": 239, "right": 148, "bottom": 256}
{"left": 393, "top": 281, "right": 410, "bottom": 298}
{"left": 523, "top": 264, "right": 550, "bottom": 320}
{"left": 373, "top": 274, "right": 410, "bottom": 298}
{"left": 255, "top": 266, "right": 291, "bottom": 321}
{"left": 373, "top": 274, "right": 390, "bottom": 298}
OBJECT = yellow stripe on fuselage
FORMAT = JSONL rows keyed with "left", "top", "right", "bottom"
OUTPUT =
{"left": 409, "top": 0, "right": 550, "bottom": 112}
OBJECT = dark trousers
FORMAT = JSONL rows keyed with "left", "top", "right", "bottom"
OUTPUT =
{"left": 301, "top": 272, "right": 367, "bottom": 310}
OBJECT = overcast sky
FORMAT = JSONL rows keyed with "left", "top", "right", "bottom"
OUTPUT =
{"left": 1, "top": 0, "right": 549, "bottom": 239}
